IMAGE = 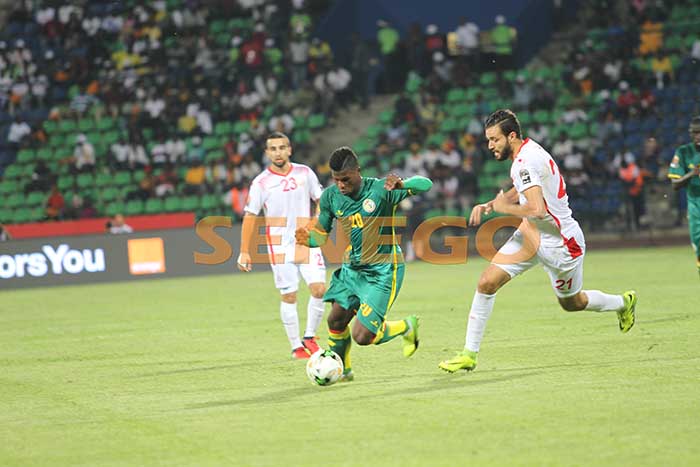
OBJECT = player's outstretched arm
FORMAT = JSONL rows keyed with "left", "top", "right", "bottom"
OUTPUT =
{"left": 384, "top": 174, "right": 433, "bottom": 193}
{"left": 296, "top": 221, "right": 329, "bottom": 247}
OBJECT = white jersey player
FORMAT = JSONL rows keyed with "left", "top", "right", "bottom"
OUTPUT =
{"left": 237, "top": 132, "right": 326, "bottom": 360}
{"left": 440, "top": 109, "right": 638, "bottom": 373}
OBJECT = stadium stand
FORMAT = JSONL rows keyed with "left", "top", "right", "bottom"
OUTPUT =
{"left": 0, "top": 0, "right": 338, "bottom": 225}
{"left": 345, "top": 0, "right": 700, "bottom": 232}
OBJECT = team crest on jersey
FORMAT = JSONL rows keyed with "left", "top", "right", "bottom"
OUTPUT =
{"left": 362, "top": 198, "right": 376, "bottom": 213}
{"left": 519, "top": 169, "right": 531, "bottom": 184}
{"left": 670, "top": 155, "right": 679, "bottom": 168}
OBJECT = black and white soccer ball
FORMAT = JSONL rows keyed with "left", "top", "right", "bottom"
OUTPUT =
{"left": 306, "top": 349, "right": 344, "bottom": 386}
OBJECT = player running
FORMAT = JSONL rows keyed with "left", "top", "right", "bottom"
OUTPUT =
{"left": 237, "top": 132, "right": 326, "bottom": 360}
{"left": 439, "top": 109, "right": 637, "bottom": 373}
{"left": 668, "top": 116, "right": 700, "bottom": 278}
{"left": 295, "top": 147, "right": 432, "bottom": 380}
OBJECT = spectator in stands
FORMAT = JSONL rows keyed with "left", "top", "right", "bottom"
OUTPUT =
{"left": 616, "top": 81, "right": 638, "bottom": 118}
{"left": 0, "top": 224, "right": 12, "bottom": 241}
{"left": 489, "top": 15, "right": 517, "bottom": 69}
{"left": 68, "top": 134, "right": 96, "bottom": 174}
{"left": 440, "top": 139, "right": 462, "bottom": 169}
{"left": 512, "top": 75, "right": 533, "bottom": 111}
{"left": 268, "top": 112, "right": 294, "bottom": 134}
{"left": 45, "top": 184, "right": 65, "bottom": 220}
{"left": 225, "top": 180, "right": 249, "bottom": 218}
{"left": 289, "top": 33, "right": 310, "bottom": 90}
{"left": 394, "top": 92, "right": 417, "bottom": 122}
{"left": 432, "top": 52, "right": 453, "bottom": 83}
{"left": 206, "top": 158, "right": 229, "bottom": 193}
{"left": 126, "top": 137, "right": 149, "bottom": 169}
{"left": 552, "top": 131, "right": 574, "bottom": 163}
{"left": 25, "top": 160, "right": 53, "bottom": 193}
{"left": 455, "top": 16, "right": 480, "bottom": 69}
{"left": 598, "top": 110, "right": 622, "bottom": 142}
{"left": 128, "top": 172, "right": 154, "bottom": 201}
{"left": 327, "top": 64, "right": 352, "bottom": 109}
{"left": 109, "top": 214, "right": 133, "bottom": 234}
{"left": 7, "top": 115, "right": 31, "bottom": 149}
{"left": 80, "top": 197, "right": 98, "bottom": 219}
{"left": 638, "top": 15, "right": 663, "bottom": 56}
{"left": 377, "top": 19, "right": 400, "bottom": 92}
{"left": 109, "top": 135, "right": 129, "bottom": 171}
{"left": 185, "top": 136, "right": 205, "bottom": 163}
{"left": 350, "top": 33, "right": 371, "bottom": 109}
{"left": 183, "top": 160, "right": 206, "bottom": 195}
{"left": 154, "top": 163, "right": 178, "bottom": 198}
{"left": 618, "top": 157, "right": 645, "bottom": 231}
{"left": 69, "top": 88, "right": 97, "bottom": 117}
{"left": 404, "top": 142, "right": 428, "bottom": 177}
{"left": 650, "top": 51, "right": 674, "bottom": 88}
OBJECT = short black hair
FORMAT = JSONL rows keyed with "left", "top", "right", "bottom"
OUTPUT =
{"left": 329, "top": 146, "right": 359, "bottom": 171}
{"left": 690, "top": 116, "right": 700, "bottom": 128}
{"left": 266, "top": 131, "right": 289, "bottom": 142}
{"left": 484, "top": 109, "right": 522, "bottom": 139}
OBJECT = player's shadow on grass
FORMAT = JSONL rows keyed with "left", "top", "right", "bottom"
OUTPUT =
{"left": 184, "top": 371, "right": 542, "bottom": 410}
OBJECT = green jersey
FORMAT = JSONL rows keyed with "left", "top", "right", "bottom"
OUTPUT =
{"left": 668, "top": 143, "right": 700, "bottom": 204}
{"left": 315, "top": 177, "right": 411, "bottom": 269}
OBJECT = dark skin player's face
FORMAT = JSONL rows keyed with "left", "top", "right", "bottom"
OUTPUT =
{"left": 332, "top": 168, "right": 362, "bottom": 196}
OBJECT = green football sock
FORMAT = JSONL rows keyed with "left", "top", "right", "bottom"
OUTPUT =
{"left": 328, "top": 327, "right": 352, "bottom": 371}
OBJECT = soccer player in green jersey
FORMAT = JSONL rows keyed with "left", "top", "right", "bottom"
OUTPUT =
{"left": 295, "top": 147, "right": 432, "bottom": 380}
{"left": 668, "top": 116, "right": 700, "bottom": 277}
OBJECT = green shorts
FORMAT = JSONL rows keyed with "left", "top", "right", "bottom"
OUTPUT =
{"left": 689, "top": 199, "right": 700, "bottom": 255}
{"left": 323, "top": 262, "right": 405, "bottom": 335}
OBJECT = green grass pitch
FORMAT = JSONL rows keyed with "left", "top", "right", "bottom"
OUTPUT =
{"left": 1, "top": 246, "right": 699, "bottom": 466}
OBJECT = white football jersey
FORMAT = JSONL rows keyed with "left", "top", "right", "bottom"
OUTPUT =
{"left": 245, "top": 163, "right": 323, "bottom": 258}
{"left": 510, "top": 138, "right": 584, "bottom": 256}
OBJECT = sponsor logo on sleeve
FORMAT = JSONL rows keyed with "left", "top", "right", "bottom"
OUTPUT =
{"left": 519, "top": 169, "right": 532, "bottom": 185}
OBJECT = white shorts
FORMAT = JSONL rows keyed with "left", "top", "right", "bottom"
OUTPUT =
{"left": 270, "top": 247, "right": 326, "bottom": 295}
{"left": 493, "top": 229, "right": 586, "bottom": 298}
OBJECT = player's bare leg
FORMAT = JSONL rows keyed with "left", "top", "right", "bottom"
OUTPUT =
{"left": 327, "top": 301, "right": 355, "bottom": 380}
{"left": 302, "top": 282, "right": 326, "bottom": 354}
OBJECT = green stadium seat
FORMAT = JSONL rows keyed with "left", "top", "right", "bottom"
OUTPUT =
{"left": 378, "top": 110, "right": 394, "bottom": 124}
{"left": 0, "top": 180, "right": 19, "bottom": 195}
{"left": 308, "top": 114, "right": 326, "bottom": 130}
{"left": 100, "top": 187, "right": 119, "bottom": 203}
{"left": 0, "top": 208, "right": 12, "bottom": 223}
{"left": 16, "top": 149, "right": 36, "bottom": 164}
{"left": 43, "top": 120, "right": 58, "bottom": 134}
{"left": 58, "top": 120, "right": 77, "bottom": 133}
{"left": 37, "top": 148, "right": 53, "bottom": 161}
{"left": 94, "top": 172, "right": 113, "bottom": 187}
{"left": 233, "top": 120, "right": 251, "bottom": 135}
{"left": 113, "top": 171, "right": 131, "bottom": 186}
{"left": 145, "top": 198, "right": 164, "bottom": 214}
{"left": 181, "top": 196, "right": 199, "bottom": 211}
{"left": 200, "top": 194, "right": 220, "bottom": 210}
{"left": 26, "top": 191, "right": 47, "bottom": 207}
{"left": 214, "top": 121, "right": 232, "bottom": 136}
{"left": 125, "top": 199, "right": 144, "bottom": 216}
{"left": 29, "top": 208, "right": 45, "bottom": 222}
{"left": 164, "top": 196, "right": 183, "bottom": 212}
{"left": 366, "top": 125, "right": 384, "bottom": 139}
{"left": 96, "top": 117, "right": 116, "bottom": 131}
{"left": 78, "top": 118, "right": 95, "bottom": 132}
{"left": 3, "top": 164, "right": 23, "bottom": 179}
{"left": 104, "top": 201, "right": 124, "bottom": 217}
{"left": 11, "top": 208, "right": 32, "bottom": 224}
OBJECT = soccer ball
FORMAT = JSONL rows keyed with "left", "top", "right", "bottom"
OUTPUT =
{"left": 306, "top": 349, "right": 344, "bottom": 386}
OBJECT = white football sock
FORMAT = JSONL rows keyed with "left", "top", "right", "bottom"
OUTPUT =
{"left": 304, "top": 297, "right": 325, "bottom": 338}
{"left": 465, "top": 291, "right": 497, "bottom": 353}
{"left": 583, "top": 290, "right": 624, "bottom": 312}
{"left": 280, "top": 302, "right": 302, "bottom": 349}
